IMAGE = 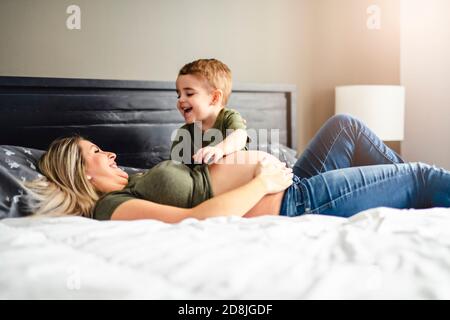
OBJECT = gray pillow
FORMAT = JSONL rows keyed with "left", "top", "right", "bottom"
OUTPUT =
{"left": 0, "top": 146, "right": 44, "bottom": 219}
{"left": 257, "top": 143, "right": 299, "bottom": 168}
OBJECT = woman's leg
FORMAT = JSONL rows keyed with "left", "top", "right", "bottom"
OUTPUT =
{"left": 287, "top": 163, "right": 450, "bottom": 218}
{"left": 293, "top": 114, "right": 404, "bottom": 179}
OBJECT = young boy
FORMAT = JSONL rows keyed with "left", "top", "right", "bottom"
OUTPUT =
{"left": 171, "top": 59, "right": 249, "bottom": 165}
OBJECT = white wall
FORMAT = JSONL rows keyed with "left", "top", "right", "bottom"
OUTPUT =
{"left": 401, "top": 0, "right": 450, "bottom": 169}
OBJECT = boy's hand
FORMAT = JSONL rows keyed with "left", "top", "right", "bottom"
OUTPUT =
{"left": 193, "top": 146, "right": 225, "bottom": 164}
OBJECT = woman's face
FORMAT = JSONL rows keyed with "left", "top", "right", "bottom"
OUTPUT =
{"left": 78, "top": 140, "right": 129, "bottom": 193}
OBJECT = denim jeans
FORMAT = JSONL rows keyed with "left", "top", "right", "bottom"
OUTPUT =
{"left": 280, "top": 114, "right": 450, "bottom": 217}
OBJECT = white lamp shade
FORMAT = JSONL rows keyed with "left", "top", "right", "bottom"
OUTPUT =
{"left": 335, "top": 85, "right": 405, "bottom": 141}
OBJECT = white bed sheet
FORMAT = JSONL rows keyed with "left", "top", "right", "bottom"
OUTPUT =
{"left": 1, "top": 207, "right": 450, "bottom": 300}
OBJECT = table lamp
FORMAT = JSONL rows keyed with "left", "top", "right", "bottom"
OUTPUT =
{"left": 335, "top": 85, "right": 405, "bottom": 153}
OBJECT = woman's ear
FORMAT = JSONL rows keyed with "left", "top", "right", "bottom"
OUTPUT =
{"left": 210, "top": 89, "right": 223, "bottom": 106}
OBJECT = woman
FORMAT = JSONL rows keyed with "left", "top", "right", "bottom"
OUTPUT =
{"left": 27, "top": 115, "right": 450, "bottom": 222}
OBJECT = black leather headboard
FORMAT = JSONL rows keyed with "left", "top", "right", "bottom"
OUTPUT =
{"left": 0, "top": 76, "right": 297, "bottom": 168}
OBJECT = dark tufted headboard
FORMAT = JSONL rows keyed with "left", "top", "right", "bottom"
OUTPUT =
{"left": 0, "top": 76, "right": 297, "bottom": 168}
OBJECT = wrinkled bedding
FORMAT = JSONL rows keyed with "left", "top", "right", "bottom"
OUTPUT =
{"left": 1, "top": 207, "right": 450, "bottom": 299}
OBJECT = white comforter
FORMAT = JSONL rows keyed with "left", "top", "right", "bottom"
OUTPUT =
{"left": 1, "top": 207, "right": 450, "bottom": 300}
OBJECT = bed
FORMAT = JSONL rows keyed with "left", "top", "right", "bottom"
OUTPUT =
{"left": 1, "top": 76, "right": 449, "bottom": 300}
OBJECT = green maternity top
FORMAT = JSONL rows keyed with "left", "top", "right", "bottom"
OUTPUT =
{"left": 93, "top": 160, "right": 214, "bottom": 220}
{"left": 170, "top": 107, "right": 248, "bottom": 166}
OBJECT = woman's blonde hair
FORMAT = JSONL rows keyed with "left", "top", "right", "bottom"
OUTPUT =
{"left": 26, "top": 136, "right": 99, "bottom": 218}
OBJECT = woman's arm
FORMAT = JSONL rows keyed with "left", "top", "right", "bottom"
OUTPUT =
{"left": 111, "top": 161, "right": 293, "bottom": 223}
{"left": 111, "top": 176, "right": 266, "bottom": 223}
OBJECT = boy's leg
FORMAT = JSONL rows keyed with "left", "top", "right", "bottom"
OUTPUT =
{"left": 294, "top": 163, "right": 450, "bottom": 218}
{"left": 293, "top": 114, "right": 404, "bottom": 179}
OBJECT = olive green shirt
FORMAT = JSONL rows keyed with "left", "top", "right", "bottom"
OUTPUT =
{"left": 170, "top": 107, "right": 248, "bottom": 165}
{"left": 93, "top": 160, "right": 214, "bottom": 220}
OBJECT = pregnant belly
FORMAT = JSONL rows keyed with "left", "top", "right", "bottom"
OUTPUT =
{"left": 244, "top": 192, "right": 284, "bottom": 217}
{"left": 208, "top": 150, "right": 285, "bottom": 216}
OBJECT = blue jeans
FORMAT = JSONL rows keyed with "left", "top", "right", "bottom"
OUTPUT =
{"left": 280, "top": 114, "right": 450, "bottom": 217}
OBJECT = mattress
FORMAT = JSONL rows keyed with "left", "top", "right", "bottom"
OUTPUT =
{"left": 1, "top": 207, "right": 450, "bottom": 299}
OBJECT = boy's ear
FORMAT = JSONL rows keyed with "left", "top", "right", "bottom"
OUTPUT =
{"left": 210, "top": 89, "right": 223, "bottom": 106}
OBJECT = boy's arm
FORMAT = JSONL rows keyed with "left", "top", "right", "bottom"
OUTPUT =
{"left": 192, "top": 129, "right": 248, "bottom": 164}
{"left": 215, "top": 129, "right": 248, "bottom": 155}
{"left": 214, "top": 108, "right": 249, "bottom": 157}
{"left": 193, "top": 109, "right": 249, "bottom": 164}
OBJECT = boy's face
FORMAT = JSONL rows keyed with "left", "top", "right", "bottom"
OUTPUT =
{"left": 176, "top": 74, "right": 216, "bottom": 124}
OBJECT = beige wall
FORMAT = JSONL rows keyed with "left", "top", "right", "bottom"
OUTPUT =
{"left": 0, "top": 0, "right": 403, "bottom": 155}
{"left": 401, "top": 0, "right": 450, "bottom": 169}
{"left": 309, "top": 0, "right": 401, "bottom": 138}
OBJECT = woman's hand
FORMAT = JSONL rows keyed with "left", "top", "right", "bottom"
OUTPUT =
{"left": 255, "top": 158, "right": 294, "bottom": 194}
